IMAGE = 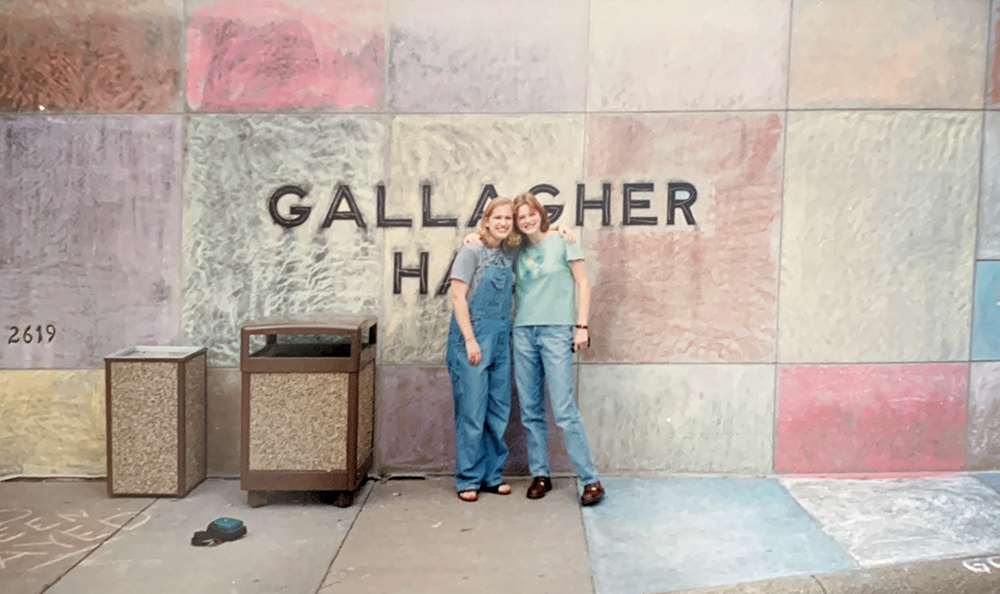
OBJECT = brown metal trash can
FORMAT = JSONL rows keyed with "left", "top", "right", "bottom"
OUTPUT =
{"left": 105, "top": 346, "right": 207, "bottom": 497}
{"left": 240, "top": 316, "right": 376, "bottom": 507}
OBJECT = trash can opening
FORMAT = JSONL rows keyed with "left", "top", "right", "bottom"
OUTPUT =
{"left": 249, "top": 333, "right": 353, "bottom": 358}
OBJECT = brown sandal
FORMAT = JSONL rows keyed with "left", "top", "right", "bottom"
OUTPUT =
{"left": 480, "top": 482, "right": 511, "bottom": 495}
{"left": 457, "top": 489, "right": 479, "bottom": 502}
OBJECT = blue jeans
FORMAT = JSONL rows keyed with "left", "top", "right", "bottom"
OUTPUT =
{"left": 445, "top": 265, "right": 513, "bottom": 492}
{"left": 513, "top": 325, "right": 598, "bottom": 485}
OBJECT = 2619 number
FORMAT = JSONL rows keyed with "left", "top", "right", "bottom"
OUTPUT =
{"left": 7, "top": 325, "right": 56, "bottom": 344}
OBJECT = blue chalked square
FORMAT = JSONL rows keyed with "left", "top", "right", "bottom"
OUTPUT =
{"left": 973, "top": 262, "right": 1000, "bottom": 360}
{"left": 976, "top": 472, "right": 1000, "bottom": 494}
{"left": 581, "top": 477, "right": 857, "bottom": 594}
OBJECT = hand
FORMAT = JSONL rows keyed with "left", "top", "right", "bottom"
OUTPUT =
{"left": 553, "top": 224, "right": 578, "bottom": 244}
{"left": 572, "top": 328, "right": 589, "bottom": 352}
{"left": 463, "top": 232, "right": 483, "bottom": 246}
{"left": 465, "top": 338, "right": 482, "bottom": 365}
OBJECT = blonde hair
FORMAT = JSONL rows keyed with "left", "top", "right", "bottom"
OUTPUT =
{"left": 478, "top": 197, "right": 522, "bottom": 251}
{"left": 512, "top": 192, "right": 550, "bottom": 233}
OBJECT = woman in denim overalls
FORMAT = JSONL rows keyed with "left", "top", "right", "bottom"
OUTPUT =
{"left": 446, "top": 198, "right": 519, "bottom": 502}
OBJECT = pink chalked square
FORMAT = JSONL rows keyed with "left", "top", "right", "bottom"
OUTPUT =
{"left": 775, "top": 364, "right": 968, "bottom": 474}
{"left": 582, "top": 113, "right": 783, "bottom": 363}
{"left": 982, "top": 0, "right": 1000, "bottom": 108}
{"left": 186, "top": 0, "right": 385, "bottom": 111}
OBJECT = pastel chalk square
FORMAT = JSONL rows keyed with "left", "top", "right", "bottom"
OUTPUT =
{"left": 182, "top": 115, "right": 387, "bottom": 366}
{"left": 782, "top": 476, "right": 1000, "bottom": 567}
{"left": 0, "top": 0, "right": 183, "bottom": 112}
{"left": 979, "top": 113, "right": 1000, "bottom": 259}
{"left": 0, "top": 116, "right": 183, "bottom": 369}
{"left": 989, "top": 0, "right": 1000, "bottom": 107}
{"left": 377, "top": 366, "right": 454, "bottom": 473}
{"left": 587, "top": 0, "right": 790, "bottom": 111}
{"left": 582, "top": 477, "right": 855, "bottom": 594}
{"left": 186, "top": 0, "right": 385, "bottom": 112}
{"left": 775, "top": 364, "right": 968, "bottom": 474}
{"left": 206, "top": 367, "right": 242, "bottom": 477}
{"left": 377, "top": 366, "right": 572, "bottom": 476}
{"left": 973, "top": 261, "right": 1000, "bottom": 360}
{"left": 967, "top": 363, "right": 1000, "bottom": 469}
{"left": 578, "top": 365, "right": 775, "bottom": 473}
{"left": 779, "top": 112, "right": 979, "bottom": 363}
{"left": 381, "top": 115, "right": 584, "bottom": 365}
{"left": 388, "top": 0, "right": 588, "bottom": 112}
{"left": 789, "top": 0, "right": 988, "bottom": 108}
{"left": 582, "top": 113, "right": 783, "bottom": 363}
{"left": 0, "top": 370, "right": 107, "bottom": 477}
{"left": 976, "top": 471, "right": 1000, "bottom": 493}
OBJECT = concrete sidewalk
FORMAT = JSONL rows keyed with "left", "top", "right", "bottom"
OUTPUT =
{"left": 5, "top": 474, "right": 1000, "bottom": 594}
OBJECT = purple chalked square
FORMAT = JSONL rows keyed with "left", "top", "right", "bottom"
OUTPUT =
{"left": 377, "top": 365, "right": 572, "bottom": 475}
{"left": 0, "top": 116, "right": 183, "bottom": 368}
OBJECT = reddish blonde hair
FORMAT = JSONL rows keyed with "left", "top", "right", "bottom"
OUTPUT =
{"left": 478, "top": 197, "right": 521, "bottom": 251}
{"left": 512, "top": 192, "right": 550, "bottom": 233}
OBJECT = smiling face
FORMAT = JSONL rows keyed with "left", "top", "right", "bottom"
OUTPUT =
{"left": 515, "top": 203, "right": 542, "bottom": 236}
{"left": 483, "top": 203, "right": 514, "bottom": 241}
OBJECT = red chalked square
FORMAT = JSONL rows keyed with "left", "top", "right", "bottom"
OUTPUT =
{"left": 186, "top": 0, "right": 385, "bottom": 111}
{"left": 775, "top": 364, "right": 968, "bottom": 474}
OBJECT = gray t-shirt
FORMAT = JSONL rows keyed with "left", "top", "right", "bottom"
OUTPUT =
{"left": 449, "top": 244, "right": 515, "bottom": 303}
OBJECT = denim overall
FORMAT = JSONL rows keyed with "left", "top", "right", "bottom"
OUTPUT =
{"left": 445, "top": 263, "right": 514, "bottom": 492}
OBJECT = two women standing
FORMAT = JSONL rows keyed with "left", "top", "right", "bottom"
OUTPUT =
{"left": 445, "top": 193, "right": 604, "bottom": 507}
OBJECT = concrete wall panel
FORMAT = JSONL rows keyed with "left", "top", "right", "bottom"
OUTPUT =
{"left": 206, "top": 368, "right": 241, "bottom": 477}
{"left": 578, "top": 364, "right": 775, "bottom": 473}
{"left": 583, "top": 113, "right": 783, "bottom": 363}
{"left": 967, "top": 362, "right": 1000, "bottom": 470}
{"left": 388, "top": 0, "right": 587, "bottom": 112}
{"left": 587, "top": 0, "right": 790, "bottom": 111}
{"left": 182, "top": 115, "right": 387, "bottom": 366}
{"left": 0, "top": 370, "right": 106, "bottom": 477}
{"left": 978, "top": 113, "right": 1000, "bottom": 259}
{"left": 0, "top": 116, "right": 183, "bottom": 369}
{"left": 779, "top": 112, "right": 980, "bottom": 363}
{"left": 377, "top": 366, "right": 454, "bottom": 473}
{"left": 990, "top": 0, "right": 1000, "bottom": 107}
{"left": 376, "top": 365, "right": 572, "bottom": 475}
{"left": 0, "top": 0, "right": 182, "bottom": 112}
{"left": 775, "top": 364, "right": 968, "bottom": 473}
{"left": 382, "top": 115, "right": 584, "bottom": 365}
{"left": 186, "top": 0, "right": 385, "bottom": 112}
{"left": 789, "top": 0, "right": 988, "bottom": 108}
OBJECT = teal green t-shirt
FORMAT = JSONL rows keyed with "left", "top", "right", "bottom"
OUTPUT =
{"left": 514, "top": 233, "right": 584, "bottom": 327}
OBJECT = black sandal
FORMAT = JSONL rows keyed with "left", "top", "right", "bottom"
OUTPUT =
{"left": 457, "top": 489, "right": 479, "bottom": 502}
{"left": 480, "top": 482, "right": 511, "bottom": 495}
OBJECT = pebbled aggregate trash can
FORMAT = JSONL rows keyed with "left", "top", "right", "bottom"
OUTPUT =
{"left": 240, "top": 316, "right": 376, "bottom": 507}
{"left": 105, "top": 346, "right": 207, "bottom": 497}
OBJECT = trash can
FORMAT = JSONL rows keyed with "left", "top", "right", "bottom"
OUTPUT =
{"left": 240, "top": 316, "right": 376, "bottom": 507}
{"left": 105, "top": 346, "right": 207, "bottom": 497}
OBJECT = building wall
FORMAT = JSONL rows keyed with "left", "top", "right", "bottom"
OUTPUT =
{"left": 1, "top": 0, "right": 998, "bottom": 478}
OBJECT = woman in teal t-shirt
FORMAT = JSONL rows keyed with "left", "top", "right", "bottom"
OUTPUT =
{"left": 511, "top": 192, "right": 604, "bottom": 507}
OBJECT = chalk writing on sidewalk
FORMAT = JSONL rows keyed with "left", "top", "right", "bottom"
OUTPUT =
{"left": 0, "top": 507, "right": 150, "bottom": 572}
{"left": 962, "top": 556, "right": 1000, "bottom": 574}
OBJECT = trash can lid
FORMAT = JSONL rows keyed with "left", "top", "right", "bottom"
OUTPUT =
{"left": 242, "top": 314, "right": 377, "bottom": 335}
{"left": 106, "top": 346, "right": 206, "bottom": 361}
